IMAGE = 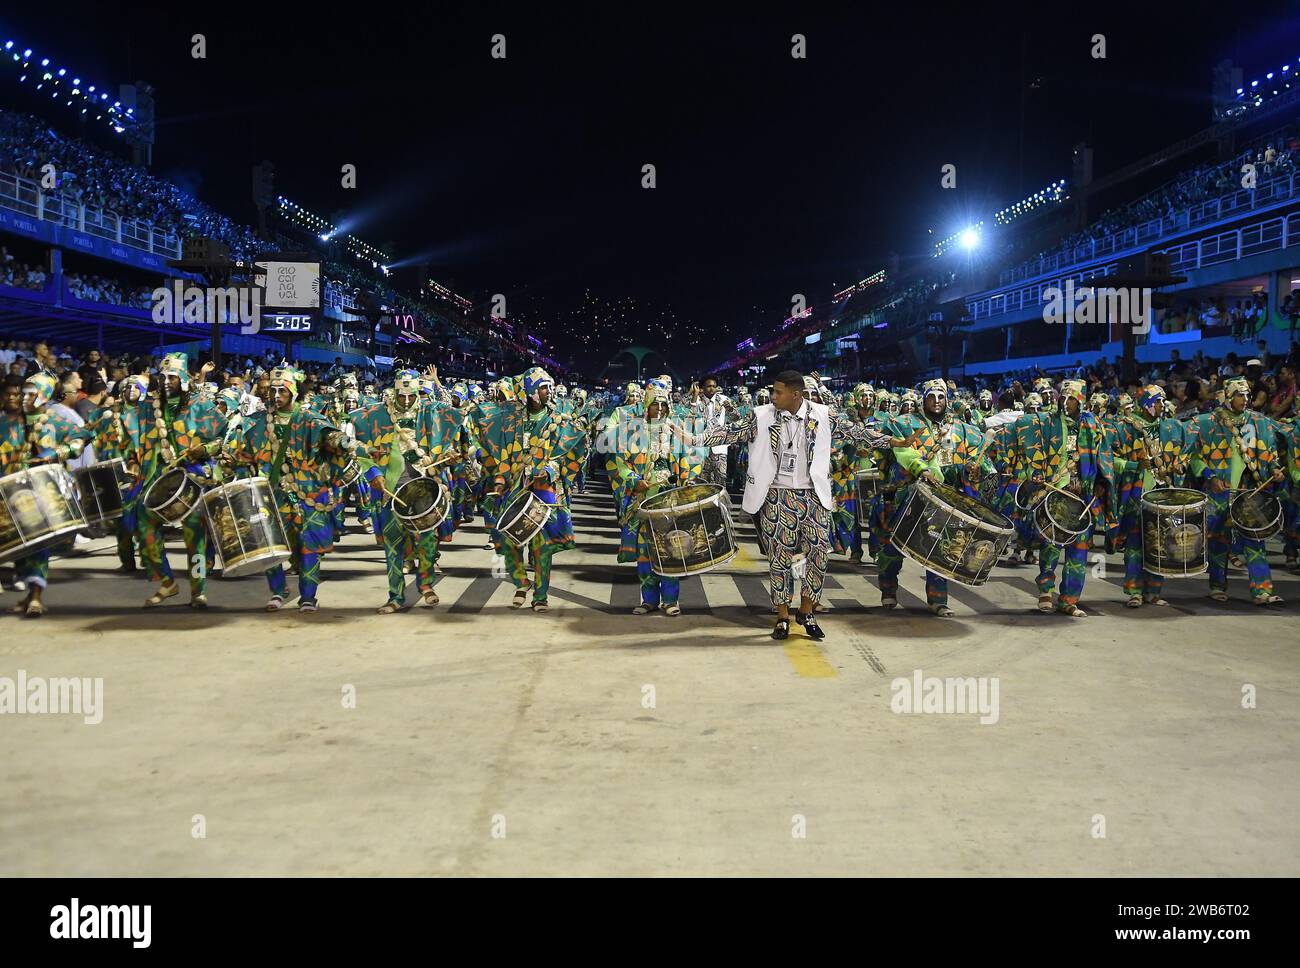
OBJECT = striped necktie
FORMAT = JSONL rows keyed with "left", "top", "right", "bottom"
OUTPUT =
{"left": 770, "top": 414, "right": 783, "bottom": 460}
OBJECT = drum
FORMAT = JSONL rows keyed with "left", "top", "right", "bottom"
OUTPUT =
{"left": 143, "top": 467, "right": 203, "bottom": 526}
{"left": 0, "top": 464, "right": 89, "bottom": 564}
{"left": 74, "top": 458, "right": 128, "bottom": 528}
{"left": 1032, "top": 487, "right": 1091, "bottom": 546}
{"left": 855, "top": 467, "right": 882, "bottom": 505}
{"left": 636, "top": 483, "right": 737, "bottom": 578}
{"left": 201, "top": 477, "right": 292, "bottom": 578}
{"left": 1140, "top": 487, "right": 1207, "bottom": 577}
{"left": 1229, "top": 489, "right": 1283, "bottom": 541}
{"left": 337, "top": 459, "right": 362, "bottom": 489}
{"left": 889, "top": 480, "right": 1013, "bottom": 586}
{"left": 1013, "top": 478, "right": 1045, "bottom": 512}
{"left": 392, "top": 476, "right": 451, "bottom": 534}
{"left": 497, "top": 490, "right": 554, "bottom": 547}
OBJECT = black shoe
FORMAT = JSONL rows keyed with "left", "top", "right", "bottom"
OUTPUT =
{"left": 797, "top": 612, "right": 826, "bottom": 640}
{"left": 772, "top": 618, "right": 790, "bottom": 640}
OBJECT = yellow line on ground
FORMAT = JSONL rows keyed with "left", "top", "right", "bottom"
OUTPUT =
{"left": 782, "top": 637, "right": 838, "bottom": 678}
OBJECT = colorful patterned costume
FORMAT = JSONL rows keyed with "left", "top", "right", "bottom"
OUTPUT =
{"left": 231, "top": 383, "right": 352, "bottom": 607}
{"left": 476, "top": 368, "right": 590, "bottom": 608}
{"left": 612, "top": 387, "right": 706, "bottom": 608}
{"left": 1186, "top": 395, "right": 1282, "bottom": 600}
{"left": 1006, "top": 384, "right": 1114, "bottom": 613}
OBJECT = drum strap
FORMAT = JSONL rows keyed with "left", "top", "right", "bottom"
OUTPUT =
{"left": 1221, "top": 413, "right": 1260, "bottom": 481}
{"left": 268, "top": 406, "right": 300, "bottom": 491}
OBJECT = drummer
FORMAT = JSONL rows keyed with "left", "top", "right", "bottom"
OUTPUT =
{"left": 1185, "top": 376, "right": 1285, "bottom": 605}
{"left": 0, "top": 374, "right": 93, "bottom": 616}
{"left": 877, "top": 378, "right": 990, "bottom": 617}
{"left": 613, "top": 382, "right": 705, "bottom": 616}
{"left": 350, "top": 368, "right": 463, "bottom": 613}
{"left": 1111, "top": 385, "right": 1191, "bottom": 608}
{"left": 1006, "top": 379, "right": 1114, "bottom": 618}
{"left": 138, "top": 353, "right": 226, "bottom": 609}
{"left": 229, "top": 364, "right": 355, "bottom": 612}
{"left": 478, "top": 366, "right": 590, "bottom": 613}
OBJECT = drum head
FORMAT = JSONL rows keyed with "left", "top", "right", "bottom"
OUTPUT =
{"left": 498, "top": 491, "right": 533, "bottom": 529}
{"left": 147, "top": 469, "right": 189, "bottom": 509}
{"left": 1043, "top": 490, "right": 1089, "bottom": 533}
{"left": 928, "top": 481, "right": 1013, "bottom": 531}
{"left": 641, "top": 483, "right": 723, "bottom": 516}
{"left": 1230, "top": 491, "right": 1282, "bottom": 536}
{"left": 1141, "top": 487, "right": 1203, "bottom": 511}
{"left": 396, "top": 478, "right": 441, "bottom": 516}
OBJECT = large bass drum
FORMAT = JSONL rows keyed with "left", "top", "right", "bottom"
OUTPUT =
{"left": 0, "top": 464, "right": 88, "bottom": 564}
{"left": 74, "top": 458, "right": 128, "bottom": 530}
{"left": 1140, "top": 487, "right": 1208, "bottom": 577}
{"left": 637, "top": 483, "right": 737, "bottom": 578}
{"left": 889, "top": 479, "right": 1013, "bottom": 586}
{"left": 497, "top": 490, "right": 554, "bottom": 548}
{"left": 201, "top": 477, "right": 292, "bottom": 578}
{"left": 1229, "top": 489, "right": 1283, "bottom": 542}
{"left": 392, "top": 476, "right": 451, "bottom": 534}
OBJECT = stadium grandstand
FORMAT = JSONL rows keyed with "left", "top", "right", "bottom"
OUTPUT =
{"left": 712, "top": 53, "right": 1300, "bottom": 394}
{"left": 0, "top": 35, "right": 566, "bottom": 382}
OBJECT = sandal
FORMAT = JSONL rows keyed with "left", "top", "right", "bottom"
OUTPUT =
{"left": 880, "top": 594, "right": 898, "bottom": 610}
{"left": 376, "top": 601, "right": 401, "bottom": 614}
{"left": 24, "top": 599, "right": 44, "bottom": 618}
{"left": 930, "top": 604, "right": 954, "bottom": 617}
{"left": 298, "top": 600, "right": 318, "bottom": 613}
{"left": 1125, "top": 597, "right": 1142, "bottom": 608}
{"left": 1059, "top": 604, "right": 1087, "bottom": 618}
{"left": 145, "top": 581, "right": 179, "bottom": 607}
{"left": 1253, "top": 594, "right": 1284, "bottom": 606}
{"left": 664, "top": 604, "right": 681, "bottom": 617}
{"left": 265, "top": 595, "right": 285, "bottom": 612}
{"left": 1209, "top": 590, "right": 1228, "bottom": 603}
{"left": 531, "top": 601, "right": 549, "bottom": 613}
{"left": 1037, "top": 594, "right": 1055, "bottom": 613}
{"left": 189, "top": 594, "right": 208, "bottom": 609}
{"left": 511, "top": 589, "right": 528, "bottom": 609}
{"left": 422, "top": 590, "right": 440, "bottom": 606}
{"left": 632, "top": 604, "right": 654, "bottom": 615}
{"left": 1143, "top": 596, "right": 1168, "bottom": 606}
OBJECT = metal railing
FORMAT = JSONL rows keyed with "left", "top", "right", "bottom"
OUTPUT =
{"left": 0, "top": 163, "right": 182, "bottom": 259}
{"left": 998, "top": 170, "right": 1299, "bottom": 286}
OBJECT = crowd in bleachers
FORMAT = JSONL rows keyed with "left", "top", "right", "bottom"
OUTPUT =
{"left": 0, "top": 110, "right": 262, "bottom": 259}
{"left": 1007, "top": 124, "right": 1300, "bottom": 277}
{"left": 64, "top": 271, "right": 154, "bottom": 308}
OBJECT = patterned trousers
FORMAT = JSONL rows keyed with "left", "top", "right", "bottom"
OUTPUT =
{"left": 1206, "top": 491, "right": 1274, "bottom": 598}
{"left": 700, "top": 453, "right": 728, "bottom": 488}
{"left": 14, "top": 550, "right": 50, "bottom": 589}
{"left": 373, "top": 504, "right": 440, "bottom": 605}
{"left": 138, "top": 507, "right": 204, "bottom": 594}
{"left": 635, "top": 523, "right": 679, "bottom": 606}
{"left": 501, "top": 536, "right": 558, "bottom": 605}
{"left": 1038, "top": 529, "right": 1092, "bottom": 608}
{"left": 266, "top": 502, "right": 333, "bottom": 604}
{"left": 1120, "top": 485, "right": 1163, "bottom": 599}
{"left": 757, "top": 487, "right": 831, "bottom": 607}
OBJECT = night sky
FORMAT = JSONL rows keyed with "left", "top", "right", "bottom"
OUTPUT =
{"left": 3, "top": 2, "right": 1300, "bottom": 372}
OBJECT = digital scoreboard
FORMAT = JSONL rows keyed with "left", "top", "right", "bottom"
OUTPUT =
{"left": 253, "top": 259, "right": 322, "bottom": 339}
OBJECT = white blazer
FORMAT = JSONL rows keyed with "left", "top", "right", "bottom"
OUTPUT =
{"left": 742, "top": 402, "right": 834, "bottom": 514}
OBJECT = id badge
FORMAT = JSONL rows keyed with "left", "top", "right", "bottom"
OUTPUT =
{"left": 782, "top": 451, "right": 798, "bottom": 475}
